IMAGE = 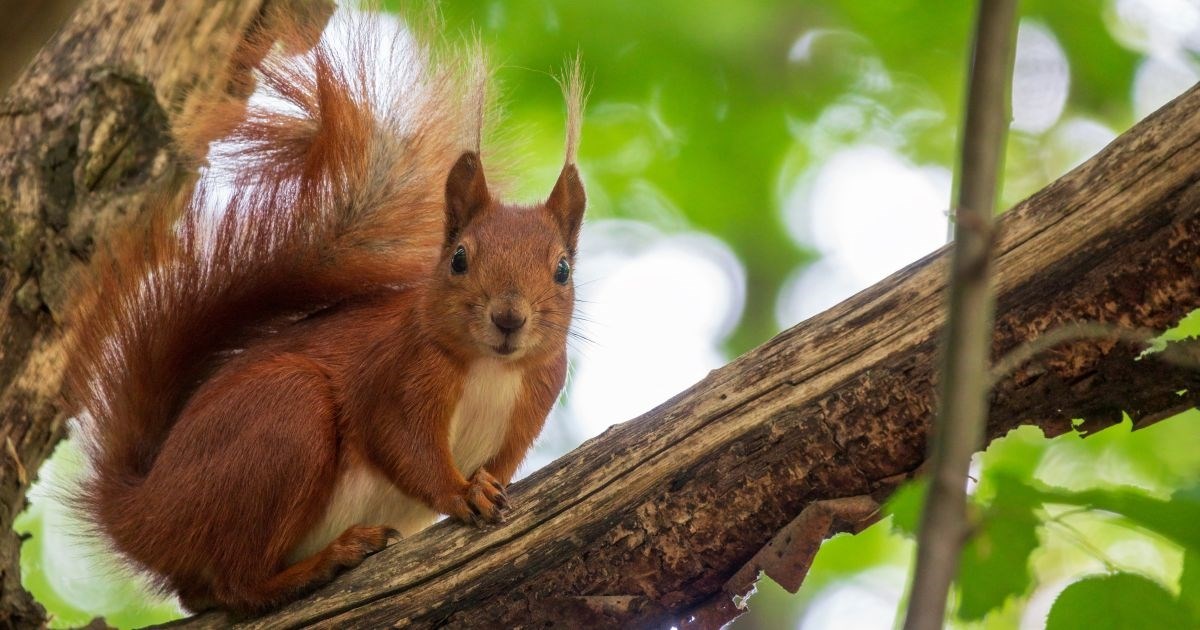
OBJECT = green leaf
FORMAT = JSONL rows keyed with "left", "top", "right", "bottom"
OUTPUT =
{"left": 955, "top": 473, "right": 1042, "bottom": 621}
{"left": 1046, "top": 573, "right": 1192, "bottom": 630}
{"left": 883, "top": 479, "right": 927, "bottom": 537}
{"left": 1143, "top": 308, "right": 1200, "bottom": 354}
{"left": 975, "top": 426, "right": 1049, "bottom": 504}
{"left": 1160, "top": 308, "right": 1200, "bottom": 342}
{"left": 804, "top": 519, "right": 912, "bottom": 585}
{"left": 1181, "top": 548, "right": 1200, "bottom": 624}
{"left": 1034, "top": 484, "right": 1200, "bottom": 553}
{"left": 956, "top": 510, "right": 1040, "bottom": 620}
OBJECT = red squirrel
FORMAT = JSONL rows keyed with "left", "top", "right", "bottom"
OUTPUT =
{"left": 64, "top": 9, "right": 585, "bottom": 614}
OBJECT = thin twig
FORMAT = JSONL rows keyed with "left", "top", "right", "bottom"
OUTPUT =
{"left": 1044, "top": 512, "right": 1121, "bottom": 572}
{"left": 903, "top": 2, "right": 1018, "bottom": 629}
{"left": 990, "top": 322, "right": 1155, "bottom": 385}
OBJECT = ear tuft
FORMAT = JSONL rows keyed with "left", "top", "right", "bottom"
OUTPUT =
{"left": 445, "top": 151, "right": 490, "bottom": 244}
{"left": 547, "top": 164, "right": 586, "bottom": 252}
{"left": 557, "top": 55, "right": 587, "bottom": 166}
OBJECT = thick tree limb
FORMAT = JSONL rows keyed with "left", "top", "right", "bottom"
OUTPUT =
{"left": 0, "top": 1, "right": 317, "bottom": 626}
{"left": 174, "top": 81, "right": 1200, "bottom": 628}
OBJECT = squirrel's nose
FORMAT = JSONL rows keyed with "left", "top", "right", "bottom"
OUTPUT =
{"left": 491, "top": 309, "right": 527, "bottom": 334}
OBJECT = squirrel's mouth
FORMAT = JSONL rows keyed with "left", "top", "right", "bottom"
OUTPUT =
{"left": 493, "top": 342, "right": 518, "bottom": 356}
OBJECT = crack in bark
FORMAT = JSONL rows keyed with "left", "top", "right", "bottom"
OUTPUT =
{"left": 816, "top": 411, "right": 873, "bottom": 487}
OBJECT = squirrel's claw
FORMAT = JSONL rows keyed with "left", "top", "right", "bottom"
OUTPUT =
{"left": 442, "top": 468, "right": 509, "bottom": 527}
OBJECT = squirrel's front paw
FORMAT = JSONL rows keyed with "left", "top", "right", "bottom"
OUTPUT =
{"left": 441, "top": 469, "right": 509, "bottom": 526}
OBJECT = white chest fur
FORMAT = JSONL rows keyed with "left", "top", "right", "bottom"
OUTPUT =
{"left": 448, "top": 358, "right": 522, "bottom": 476}
{"left": 290, "top": 359, "right": 522, "bottom": 563}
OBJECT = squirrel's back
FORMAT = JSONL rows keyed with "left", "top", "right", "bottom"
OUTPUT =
{"left": 65, "top": 7, "right": 491, "bottom": 541}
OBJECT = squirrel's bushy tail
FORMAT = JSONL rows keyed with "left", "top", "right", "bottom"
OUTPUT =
{"left": 65, "top": 7, "right": 488, "bottom": 530}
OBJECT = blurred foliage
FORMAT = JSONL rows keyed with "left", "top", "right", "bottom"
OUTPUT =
{"left": 884, "top": 410, "right": 1200, "bottom": 626}
{"left": 436, "top": 0, "right": 1143, "bottom": 353}
{"left": 15, "top": 0, "right": 1200, "bottom": 628}
{"left": 1045, "top": 573, "right": 1193, "bottom": 629}
{"left": 15, "top": 441, "right": 182, "bottom": 628}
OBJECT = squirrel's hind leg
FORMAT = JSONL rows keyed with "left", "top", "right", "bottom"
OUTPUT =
{"left": 214, "top": 524, "right": 397, "bottom": 615}
{"left": 135, "top": 353, "right": 348, "bottom": 614}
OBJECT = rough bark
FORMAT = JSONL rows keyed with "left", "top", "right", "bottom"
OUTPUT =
{"left": 0, "top": 1, "right": 278, "bottom": 627}
{"left": 171, "top": 82, "right": 1200, "bottom": 628}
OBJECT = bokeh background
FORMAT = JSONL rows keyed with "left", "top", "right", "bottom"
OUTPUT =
{"left": 14, "top": 0, "right": 1200, "bottom": 627}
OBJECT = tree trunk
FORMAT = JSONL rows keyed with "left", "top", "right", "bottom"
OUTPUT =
{"left": 173, "top": 82, "right": 1200, "bottom": 628}
{"left": 0, "top": 1, "right": 285, "bottom": 626}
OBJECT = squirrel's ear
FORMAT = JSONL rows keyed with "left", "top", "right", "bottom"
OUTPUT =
{"left": 547, "top": 164, "right": 586, "bottom": 251}
{"left": 445, "top": 151, "right": 490, "bottom": 242}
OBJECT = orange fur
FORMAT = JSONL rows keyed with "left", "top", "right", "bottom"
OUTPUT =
{"left": 64, "top": 7, "right": 585, "bottom": 615}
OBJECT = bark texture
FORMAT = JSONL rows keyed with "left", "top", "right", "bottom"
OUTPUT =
{"left": 173, "top": 82, "right": 1200, "bottom": 628}
{"left": 0, "top": 1, "right": 278, "bottom": 626}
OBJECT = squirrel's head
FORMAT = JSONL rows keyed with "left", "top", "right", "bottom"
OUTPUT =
{"left": 425, "top": 151, "right": 585, "bottom": 363}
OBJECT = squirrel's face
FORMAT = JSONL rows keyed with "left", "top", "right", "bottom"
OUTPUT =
{"left": 426, "top": 152, "right": 585, "bottom": 363}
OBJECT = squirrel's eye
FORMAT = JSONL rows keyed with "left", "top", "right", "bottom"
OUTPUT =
{"left": 451, "top": 246, "right": 468, "bottom": 275}
{"left": 554, "top": 257, "right": 571, "bottom": 285}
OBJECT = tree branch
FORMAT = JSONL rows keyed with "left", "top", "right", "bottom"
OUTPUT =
{"left": 174, "top": 80, "right": 1200, "bottom": 628}
{"left": 905, "top": 1, "right": 1017, "bottom": 627}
